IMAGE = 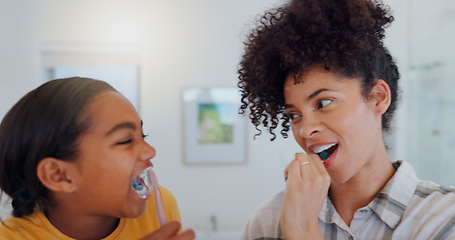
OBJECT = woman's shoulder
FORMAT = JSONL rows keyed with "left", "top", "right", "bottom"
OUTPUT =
{"left": 410, "top": 180, "right": 455, "bottom": 214}
{"left": 242, "top": 191, "right": 285, "bottom": 240}
{"left": 415, "top": 180, "right": 455, "bottom": 196}
{"left": 398, "top": 180, "right": 455, "bottom": 239}
{"left": 248, "top": 190, "right": 286, "bottom": 220}
{"left": 260, "top": 190, "right": 286, "bottom": 212}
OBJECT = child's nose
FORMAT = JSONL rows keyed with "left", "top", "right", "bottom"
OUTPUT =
{"left": 140, "top": 141, "right": 156, "bottom": 161}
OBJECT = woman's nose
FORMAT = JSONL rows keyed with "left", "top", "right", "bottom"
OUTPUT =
{"left": 299, "top": 116, "right": 322, "bottom": 139}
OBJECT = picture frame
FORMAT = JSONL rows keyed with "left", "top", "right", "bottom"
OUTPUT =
{"left": 182, "top": 87, "right": 247, "bottom": 165}
{"left": 42, "top": 41, "right": 141, "bottom": 112}
{"left": 48, "top": 65, "right": 139, "bottom": 111}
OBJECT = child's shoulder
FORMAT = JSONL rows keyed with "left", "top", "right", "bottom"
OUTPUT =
{"left": 158, "top": 185, "right": 177, "bottom": 200}
{"left": 0, "top": 212, "right": 65, "bottom": 240}
{"left": 155, "top": 185, "right": 178, "bottom": 210}
{"left": 1, "top": 213, "right": 39, "bottom": 232}
{"left": 156, "top": 185, "right": 181, "bottom": 222}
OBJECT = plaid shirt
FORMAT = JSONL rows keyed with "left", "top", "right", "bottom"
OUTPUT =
{"left": 243, "top": 161, "right": 455, "bottom": 240}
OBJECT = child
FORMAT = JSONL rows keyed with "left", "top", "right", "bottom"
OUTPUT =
{"left": 238, "top": 0, "right": 455, "bottom": 239}
{"left": 0, "top": 77, "right": 195, "bottom": 240}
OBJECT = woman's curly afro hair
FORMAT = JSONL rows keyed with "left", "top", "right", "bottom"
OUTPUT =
{"left": 238, "top": 0, "right": 400, "bottom": 140}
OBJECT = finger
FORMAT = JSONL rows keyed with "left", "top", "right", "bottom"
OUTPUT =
{"left": 286, "top": 159, "right": 302, "bottom": 185}
{"left": 175, "top": 229, "right": 196, "bottom": 240}
{"left": 141, "top": 221, "right": 182, "bottom": 240}
{"left": 294, "top": 152, "right": 313, "bottom": 180}
{"left": 284, "top": 162, "right": 291, "bottom": 181}
{"left": 155, "top": 221, "right": 182, "bottom": 238}
{"left": 161, "top": 221, "right": 181, "bottom": 236}
{"left": 284, "top": 153, "right": 305, "bottom": 181}
{"left": 307, "top": 153, "right": 331, "bottom": 194}
{"left": 308, "top": 153, "right": 329, "bottom": 180}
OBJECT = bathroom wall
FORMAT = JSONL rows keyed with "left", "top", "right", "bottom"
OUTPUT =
{"left": 407, "top": 0, "right": 455, "bottom": 186}
{"left": 0, "top": 0, "right": 409, "bottom": 238}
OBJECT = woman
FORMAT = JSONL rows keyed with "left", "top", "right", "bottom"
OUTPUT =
{"left": 238, "top": 0, "right": 455, "bottom": 239}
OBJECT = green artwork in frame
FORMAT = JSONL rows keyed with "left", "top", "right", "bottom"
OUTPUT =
{"left": 198, "top": 103, "right": 234, "bottom": 144}
{"left": 183, "top": 87, "right": 247, "bottom": 165}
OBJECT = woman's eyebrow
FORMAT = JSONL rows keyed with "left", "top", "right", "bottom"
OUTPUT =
{"left": 284, "top": 103, "right": 295, "bottom": 109}
{"left": 285, "top": 88, "right": 333, "bottom": 109}
{"left": 307, "top": 88, "right": 330, "bottom": 101}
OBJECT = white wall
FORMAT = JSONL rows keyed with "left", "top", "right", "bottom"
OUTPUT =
{"left": 0, "top": 0, "right": 408, "bottom": 237}
{"left": 405, "top": 0, "right": 455, "bottom": 186}
{"left": 383, "top": 0, "right": 410, "bottom": 163}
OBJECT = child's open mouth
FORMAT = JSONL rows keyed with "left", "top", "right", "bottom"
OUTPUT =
{"left": 132, "top": 167, "right": 154, "bottom": 199}
{"left": 312, "top": 143, "right": 338, "bottom": 161}
{"left": 131, "top": 166, "right": 168, "bottom": 226}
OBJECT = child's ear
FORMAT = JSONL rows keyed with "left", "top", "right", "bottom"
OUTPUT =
{"left": 36, "top": 158, "right": 77, "bottom": 193}
{"left": 370, "top": 79, "right": 391, "bottom": 115}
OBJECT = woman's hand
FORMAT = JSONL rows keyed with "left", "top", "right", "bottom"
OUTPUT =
{"left": 141, "top": 221, "right": 195, "bottom": 240}
{"left": 281, "top": 153, "right": 330, "bottom": 240}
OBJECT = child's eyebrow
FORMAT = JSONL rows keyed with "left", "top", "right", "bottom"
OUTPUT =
{"left": 106, "top": 121, "right": 140, "bottom": 136}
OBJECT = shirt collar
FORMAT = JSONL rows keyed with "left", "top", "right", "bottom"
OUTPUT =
{"left": 369, "top": 160, "right": 419, "bottom": 229}
{"left": 319, "top": 161, "right": 419, "bottom": 230}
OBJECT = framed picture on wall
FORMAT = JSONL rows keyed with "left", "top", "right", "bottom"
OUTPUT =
{"left": 182, "top": 87, "right": 247, "bottom": 165}
{"left": 42, "top": 41, "right": 141, "bottom": 112}
{"left": 48, "top": 65, "right": 139, "bottom": 111}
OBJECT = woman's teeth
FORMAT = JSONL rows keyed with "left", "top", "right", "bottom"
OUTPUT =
{"left": 312, "top": 143, "right": 337, "bottom": 161}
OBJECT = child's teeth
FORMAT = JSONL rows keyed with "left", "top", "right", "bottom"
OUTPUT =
{"left": 312, "top": 143, "right": 336, "bottom": 154}
{"left": 132, "top": 167, "right": 154, "bottom": 199}
{"left": 132, "top": 178, "right": 144, "bottom": 191}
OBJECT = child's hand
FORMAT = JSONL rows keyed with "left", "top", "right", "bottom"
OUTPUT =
{"left": 281, "top": 153, "right": 330, "bottom": 240}
{"left": 141, "top": 221, "right": 195, "bottom": 240}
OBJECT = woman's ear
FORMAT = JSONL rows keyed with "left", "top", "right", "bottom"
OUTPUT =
{"left": 36, "top": 158, "right": 77, "bottom": 193}
{"left": 370, "top": 79, "right": 391, "bottom": 115}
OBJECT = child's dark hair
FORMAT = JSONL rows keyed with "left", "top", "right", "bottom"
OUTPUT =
{"left": 0, "top": 77, "right": 117, "bottom": 218}
{"left": 238, "top": 0, "right": 400, "bottom": 140}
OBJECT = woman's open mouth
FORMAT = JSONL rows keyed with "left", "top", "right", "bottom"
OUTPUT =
{"left": 311, "top": 143, "right": 338, "bottom": 161}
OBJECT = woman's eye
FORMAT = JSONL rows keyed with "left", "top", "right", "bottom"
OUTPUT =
{"left": 142, "top": 134, "right": 148, "bottom": 140}
{"left": 317, "top": 99, "right": 332, "bottom": 109}
{"left": 286, "top": 113, "right": 300, "bottom": 120}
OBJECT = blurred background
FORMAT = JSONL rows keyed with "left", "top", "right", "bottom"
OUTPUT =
{"left": 0, "top": 0, "right": 454, "bottom": 239}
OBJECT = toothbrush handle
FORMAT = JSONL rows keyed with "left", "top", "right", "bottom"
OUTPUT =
{"left": 148, "top": 169, "right": 167, "bottom": 226}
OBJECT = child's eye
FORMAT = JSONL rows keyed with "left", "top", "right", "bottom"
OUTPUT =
{"left": 118, "top": 133, "right": 147, "bottom": 145}
{"left": 317, "top": 99, "right": 332, "bottom": 109}
{"left": 118, "top": 139, "right": 133, "bottom": 145}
